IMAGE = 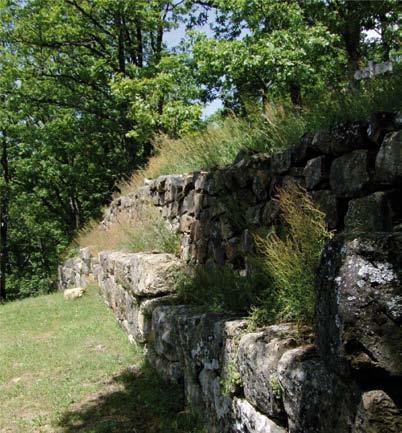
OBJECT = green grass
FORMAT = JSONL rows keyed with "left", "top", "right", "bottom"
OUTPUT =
{"left": 253, "top": 185, "right": 332, "bottom": 325}
{"left": 0, "top": 286, "right": 204, "bottom": 433}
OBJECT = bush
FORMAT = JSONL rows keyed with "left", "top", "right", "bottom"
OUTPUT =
{"left": 77, "top": 203, "right": 180, "bottom": 255}
{"left": 253, "top": 184, "right": 332, "bottom": 325}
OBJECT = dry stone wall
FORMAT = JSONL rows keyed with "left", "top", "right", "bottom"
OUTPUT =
{"left": 59, "top": 112, "right": 402, "bottom": 433}
{"left": 101, "top": 112, "right": 402, "bottom": 269}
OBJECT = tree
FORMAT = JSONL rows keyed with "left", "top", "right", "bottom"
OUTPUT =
{"left": 0, "top": 0, "right": 203, "bottom": 298}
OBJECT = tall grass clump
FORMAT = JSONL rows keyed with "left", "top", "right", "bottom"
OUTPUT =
{"left": 253, "top": 184, "right": 332, "bottom": 325}
{"left": 77, "top": 203, "right": 180, "bottom": 255}
{"left": 117, "top": 107, "right": 306, "bottom": 196}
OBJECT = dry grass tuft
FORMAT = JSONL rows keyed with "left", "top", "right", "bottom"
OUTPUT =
{"left": 77, "top": 204, "right": 180, "bottom": 256}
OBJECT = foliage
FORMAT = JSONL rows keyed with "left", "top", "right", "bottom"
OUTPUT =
{"left": 0, "top": 285, "right": 205, "bottom": 433}
{"left": 221, "top": 360, "right": 242, "bottom": 396}
{"left": 0, "top": 0, "right": 199, "bottom": 299}
{"left": 189, "top": 0, "right": 400, "bottom": 110}
{"left": 175, "top": 260, "right": 270, "bottom": 314}
{"left": 253, "top": 185, "right": 332, "bottom": 325}
{"left": 77, "top": 204, "right": 180, "bottom": 255}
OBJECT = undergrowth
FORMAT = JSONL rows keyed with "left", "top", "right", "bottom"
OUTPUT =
{"left": 252, "top": 184, "right": 332, "bottom": 325}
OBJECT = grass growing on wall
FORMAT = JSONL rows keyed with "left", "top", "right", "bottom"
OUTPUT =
{"left": 0, "top": 286, "right": 205, "bottom": 433}
{"left": 175, "top": 262, "right": 271, "bottom": 314}
{"left": 77, "top": 204, "right": 180, "bottom": 256}
{"left": 252, "top": 184, "right": 332, "bottom": 325}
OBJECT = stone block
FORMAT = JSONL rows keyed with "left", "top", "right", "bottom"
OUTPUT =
{"left": 330, "top": 150, "right": 370, "bottom": 198}
{"left": 375, "top": 130, "right": 402, "bottom": 184}
{"left": 102, "top": 251, "right": 182, "bottom": 297}
{"left": 344, "top": 192, "right": 393, "bottom": 232}
{"left": 304, "top": 155, "right": 329, "bottom": 190}
{"left": 310, "top": 190, "right": 339, "bottom": 229}
{"left": 262, "top": 200, "right": 280, "bottom": 226}
{"left": 278, "top": 345, "right": 360, "bottom": 433}
{"left": 232, "top": 398, "right": 287, "bottom": 433}
{"left": 252, "top": 170, "right": 270, "bottom": 200}
{"left": 271, "top": 149, "right": 292, "bottom": 174}
{"left": 237, "top": 324, "right": 305, "bottom": 419}
{"left": 312, "top": 122, "right": 368, "bottom": 156}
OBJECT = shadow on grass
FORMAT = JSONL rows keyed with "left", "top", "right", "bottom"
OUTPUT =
{"left": 58, "top": 363, "right": 205, "bottom": 433}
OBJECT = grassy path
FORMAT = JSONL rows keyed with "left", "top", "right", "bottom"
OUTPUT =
{"left": 0, "top": 286, "right": 203, "bottom": 433}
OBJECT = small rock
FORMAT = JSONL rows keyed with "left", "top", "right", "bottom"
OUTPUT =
{"left": 64, "top": 287, "right": 85, "bottom": 300}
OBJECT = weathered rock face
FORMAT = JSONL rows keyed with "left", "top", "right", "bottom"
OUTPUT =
{"left": 278, "top": 345, "right": 360, "bottom": 433}
{"left": 99, "top": 251, "right": 182, "bottom": 297}
{"left": 237, "top": 324, "right": 311, "bottom": 421}
{"left": 316, "top": 235, "right": 402, "bottom": 378}
{"left": 58, "top": 247, "right": 92, "bottom": 291}
{"left": 96, "top": 251, "right": 182, "bottom": 343}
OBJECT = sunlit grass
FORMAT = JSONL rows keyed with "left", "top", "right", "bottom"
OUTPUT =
{"left": 0, "top": 286, "right": 204, "bottom": 433}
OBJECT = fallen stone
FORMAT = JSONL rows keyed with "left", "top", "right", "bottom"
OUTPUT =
{"left": 64, "top": 287, "right": 85, "bottom": 300}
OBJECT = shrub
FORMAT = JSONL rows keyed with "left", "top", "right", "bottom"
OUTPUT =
{"left": 77, "top": 203, "right": 180, "bottom": 255}
{"left": 253, "top": 184, "right": 332, "bottom": 325}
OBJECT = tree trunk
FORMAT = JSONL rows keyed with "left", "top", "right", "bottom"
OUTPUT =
{"left": 290, "top": 83, "right": 303, "bottom": 108}
{"left": 0, "top": 132, "right": 9, "bottom": 300}
{"left": 341, "top": 15, "right": 362, "bottom": 77}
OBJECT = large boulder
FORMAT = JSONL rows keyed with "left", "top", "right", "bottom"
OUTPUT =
{"left": 316, "top": 235, "right": 402, "bottom": 377}
{"left": 99, "top": 251, "right": 182, "bottom": 297}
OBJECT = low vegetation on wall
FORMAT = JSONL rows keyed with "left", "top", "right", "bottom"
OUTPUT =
{"left": 253, "top": 185, "right": 332, "bottom": 325}
{"left": 77, "top": 203, "right": 180, "bottom": 257}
